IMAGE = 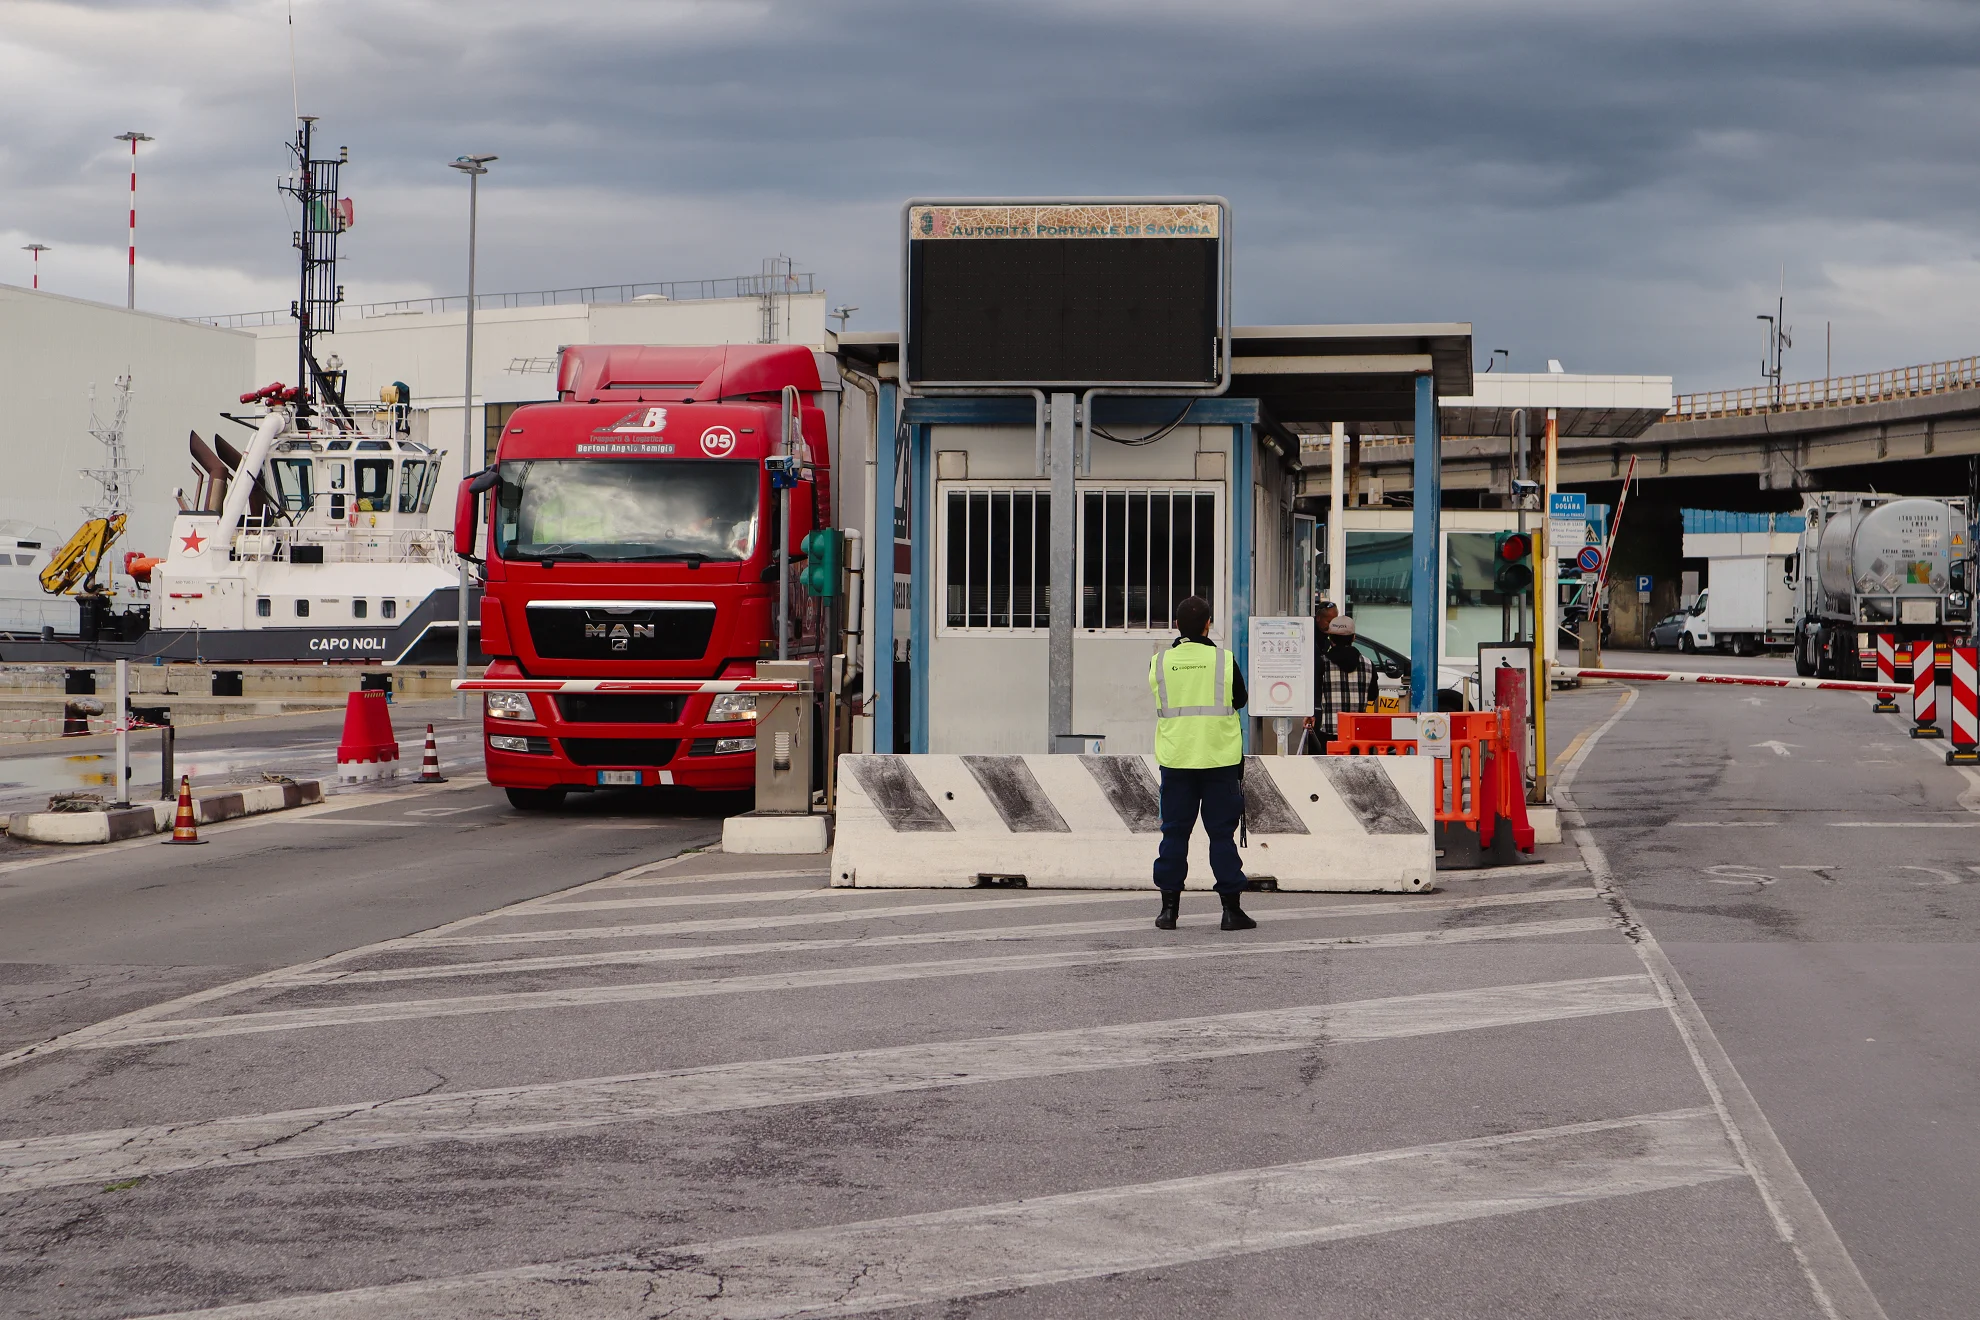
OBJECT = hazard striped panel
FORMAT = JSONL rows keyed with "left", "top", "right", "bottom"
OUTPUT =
{"left": 831, "top": 754, "right": 1434, "bottom": 892}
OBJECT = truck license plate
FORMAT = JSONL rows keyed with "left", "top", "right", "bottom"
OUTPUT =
{"left": 596, "top": 770, "right": 641, "bottom": 786}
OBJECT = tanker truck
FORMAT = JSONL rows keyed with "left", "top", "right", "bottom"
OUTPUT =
{"left": 1793, "top": 492, "right": 1974, "bottom": 679}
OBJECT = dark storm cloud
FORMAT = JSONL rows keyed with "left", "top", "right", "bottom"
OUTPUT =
{"left": 7, "top": 0, "right": 1980, "bottom": 386}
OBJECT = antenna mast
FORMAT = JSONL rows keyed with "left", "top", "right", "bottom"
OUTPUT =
{"left": 278, "top": 117, "right": 353, "bottom": 429}
{"left": 79, "top": 376, "right": 141, "bottom": 522}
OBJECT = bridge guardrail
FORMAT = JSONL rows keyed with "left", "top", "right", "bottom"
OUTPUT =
{"left": 1670, "top": 354, "right": 1980, "bottom": 421}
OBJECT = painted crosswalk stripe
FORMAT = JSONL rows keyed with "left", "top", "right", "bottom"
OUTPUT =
{"left": 2, "top": 975, "right": 1658, "bottom": 1193}
{"left": 585, "top": 867, "right": 829, "bottom": 890}
{"left": 135, "top": 1108, "right": 1739, "bottom": 1320}
{"left": 73, "top": 917, "right": 1616, "bottom": 1050}
{"left": 272, "top": 888, "right": 1601, "bottom": 987}
{"left": 412, "top": 890, "right": 1160, "bottom": 946}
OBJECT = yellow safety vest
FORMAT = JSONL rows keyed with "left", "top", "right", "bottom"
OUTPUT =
{"left": 1149, "top": 643, "right": 1243, "bottom": 769}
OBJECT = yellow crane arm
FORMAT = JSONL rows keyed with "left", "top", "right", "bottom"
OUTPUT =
{"left": 39, "top": 514, "right": 126, "bottom": 596}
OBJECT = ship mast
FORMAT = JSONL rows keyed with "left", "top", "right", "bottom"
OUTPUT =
{"left": 278, "top": 117, "right": 353, "bottom": 431}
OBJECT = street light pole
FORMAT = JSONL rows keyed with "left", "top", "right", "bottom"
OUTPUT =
{"left": 22, "top": 244, "right": 49, "bottom": 290}
{"left": 449, "top": 154, "right": 497, "bottom": 720}
{"left": 113, "top": 132, "right": 153, "bottom": 309}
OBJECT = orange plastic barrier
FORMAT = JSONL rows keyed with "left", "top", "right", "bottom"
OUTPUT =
{"left": 1331, "top": 710, "right": 1534, "bottom": 867}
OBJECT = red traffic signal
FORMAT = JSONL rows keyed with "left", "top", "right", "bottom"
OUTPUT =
{"left": 1498, "top": 532, "right": 1531, "bottom": 562}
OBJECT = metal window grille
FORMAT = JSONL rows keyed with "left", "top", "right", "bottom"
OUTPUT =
{"left": 940, "top": 484, "right": 1220, "bottom": 633}
{"left": 1081, "top": 488, "right": 1219, "bottom": 630}
{"left": 944, "top": 489, "right": 1051, "bottom": 629}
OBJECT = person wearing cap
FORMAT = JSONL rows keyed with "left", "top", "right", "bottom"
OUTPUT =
{"left": 1147, "top": 594, "right": 1257, "bottom": 933}
{"left": 1307, "top": 614, "right": 1378, "bottom": 753}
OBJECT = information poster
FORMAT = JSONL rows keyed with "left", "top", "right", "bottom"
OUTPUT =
{"left": 1248, "top": 616, "right": 1314, "bottom": 717}
{"left": 1548, "top": 492, "right": 1587, "bottom": 560}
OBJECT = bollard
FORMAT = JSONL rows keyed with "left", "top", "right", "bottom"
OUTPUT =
{"left": 1910, "top": 642, "right": 1943, "bottom": 739}
{"left": 113, "top": 659, "right": 130, "bottom": 809}
{"left": 1947, "top": 646, "right": 1979, "bottom": 765}
{"left": 1874, "top": 633, "right": 1901, "bottom": 713}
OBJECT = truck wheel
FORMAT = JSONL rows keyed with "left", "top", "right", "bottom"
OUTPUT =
{"left": 505, "top": 787, "right": 566, "bottom": 811}
{"left": 1794, "top": 632, "right": 1816, "bottom": 676}
{"left": 1679, "top": 634, "right": 1695, "bottom": 654}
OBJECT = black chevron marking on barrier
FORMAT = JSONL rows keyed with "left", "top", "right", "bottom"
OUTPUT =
{"left": 849, "top": 757, "right": 955, "bottom": 832}
{"left": 1319, "top": 759, "right": 1427, "bottom": 835}
{"left": 1080, "top": 755, "right": 1163, "bottom": 833}
{"left": 1241, "top": 756, "right": 1310, "bottom": 835}
{"left": 962, "top": 756, "right": 1071, "bottom": 833}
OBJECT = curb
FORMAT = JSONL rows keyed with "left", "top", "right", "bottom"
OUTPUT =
{"left": 5, "top": 781, "right": 326, "bottom": 845}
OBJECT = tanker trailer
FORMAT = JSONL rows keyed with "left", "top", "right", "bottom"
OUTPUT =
{"left": 1794, "top": 493, "right": 1973, "bottom": 678}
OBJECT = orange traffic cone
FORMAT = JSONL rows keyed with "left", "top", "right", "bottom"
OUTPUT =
{"left": 165, "top": 774, "right": 205, "bottom": 845}
{"left": 415, "top": 724, "right": 447, "bottom": 783}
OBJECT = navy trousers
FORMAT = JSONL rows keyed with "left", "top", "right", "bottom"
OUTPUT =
{"left": 1152, "top": 763, "right": 1247, "bottom": 894}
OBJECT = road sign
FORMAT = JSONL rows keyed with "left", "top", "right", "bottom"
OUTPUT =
{"left": 1636, "top": 574, "right": 1653, "bottom": 594}
{"left": 903, "top": 199, "right": 1229, "bottom": 390}
{"left": 1548, "top": 493, "right": 1587, "bottom": 558}
{"left": 1577, "top": 545, "right": 1604, "bottom": 574}
{"left": 1248, "top": 616, "right": 1314, "bottom": 717}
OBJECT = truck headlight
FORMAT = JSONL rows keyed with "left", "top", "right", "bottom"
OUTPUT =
{"left": 488, "top": 734, "right": 532, "bottom": 752}
{"left": 707, "top": 693, "right": 757, "bottom": 723}
{"left": 485, "top": 691, "right": 537, "bottom": 721}
{"left": 715, "top": 736, "right": 756, "bottom": 754}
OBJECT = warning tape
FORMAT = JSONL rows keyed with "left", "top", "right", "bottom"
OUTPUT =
{"left": 1557, "top": 666, "right": 1899, "bottom": 695}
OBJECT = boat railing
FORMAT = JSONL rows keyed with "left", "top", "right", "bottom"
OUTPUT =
{"left": 230, "top": 521, "right": 457, "bottom": 568}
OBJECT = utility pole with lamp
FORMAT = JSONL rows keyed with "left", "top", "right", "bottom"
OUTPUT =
{"left": 113, "top": 131, "right": 153, "bottom": 309}
{"left": 449, "top": 153, "right": 497, "bottom": 719}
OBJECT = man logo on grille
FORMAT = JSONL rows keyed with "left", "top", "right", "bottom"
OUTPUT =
{"left": 585, "top": 621, "right": 656, "bottom": 653}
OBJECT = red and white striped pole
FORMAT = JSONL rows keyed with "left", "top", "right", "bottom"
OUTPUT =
{"left": 23, "top": 243, "right": 49, "bottom": 290}
{"left": 1911, "top": 641, "right": 1942, "bottom": 739}
{"left": 1874, "top": 632, "right": 1900, "bottom": 712}
{"left": 1948, "top": 646, "right": 1978, "bottom": 765}
{"left": 113, "top": 131, "right": 152, "bottom": 310}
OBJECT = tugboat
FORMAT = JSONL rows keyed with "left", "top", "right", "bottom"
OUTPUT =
{"left": 0, "top": 117, "right": 480, "bottom": 666}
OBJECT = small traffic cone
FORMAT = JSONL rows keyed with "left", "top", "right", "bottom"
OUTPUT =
{"left": 165, "top": 774, "right": 205, "bottom": 845}
{"left": 415, "top": 724, "right": 447, "bottom": 783}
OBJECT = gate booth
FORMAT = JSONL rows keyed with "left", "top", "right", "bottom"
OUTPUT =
{"left": 828, "top": 199, "right": 1474, "bottom": 891}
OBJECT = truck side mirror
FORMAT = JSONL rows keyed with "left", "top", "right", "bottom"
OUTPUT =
{"left": 454, "top": 467, "right": 500, "bottom": 559}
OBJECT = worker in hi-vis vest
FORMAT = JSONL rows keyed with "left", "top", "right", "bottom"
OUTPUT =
{"left": 1147, "top": 595, "right": 1257, "bottom": 933}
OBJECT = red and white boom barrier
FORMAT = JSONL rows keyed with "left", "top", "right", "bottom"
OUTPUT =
{"left": 452, "top": 678, "right": 803, "bottom": 695}
{"left": 1555, "top": 667, "right": 1900, "bottom": 695}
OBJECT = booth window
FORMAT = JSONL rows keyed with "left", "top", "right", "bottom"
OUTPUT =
{"left": 939, "top": 484, "right": 1221, "bottom": 634}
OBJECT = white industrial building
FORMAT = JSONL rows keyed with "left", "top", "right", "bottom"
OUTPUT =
{"left": 0, "top": 284, "right": 256, "bottom": 628}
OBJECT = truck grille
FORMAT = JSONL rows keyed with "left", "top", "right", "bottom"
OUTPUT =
{"left": 555, "top": 693, "right": 686, "bottom": 724}
{"left": 559, "top": 737, "right": 681, "bottom": 767}
{"left": 525, "top": 605, "right": 716, "bottom": 661}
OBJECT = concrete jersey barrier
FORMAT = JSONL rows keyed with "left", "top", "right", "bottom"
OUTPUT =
{"left": 831, "top": 754, "right": 1434, "bottom": 893}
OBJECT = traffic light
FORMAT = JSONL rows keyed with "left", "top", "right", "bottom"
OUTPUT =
{"left": 1493, "top": 531, "right": 1534, "bottom": 593}
{"left": 800, "top": 528, "right": 843, "bottom": 597}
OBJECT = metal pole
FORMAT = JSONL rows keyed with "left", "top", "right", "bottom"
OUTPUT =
{"left": 114, "top": 132, "right": 151, "bottom": 310}
{"left": 159, "top": 723, "right": 175, "bottom": 801}
{"left": 456, "top": 169, "right": 478, "bottom": 720}
{"left": 114, "top": 659, "right": 130, "bottom": 808}
{"left": 778, "top": 485, "right": 792, "bottom": 661}
{"left": 1534, "top": 406, "right": 1558, "bottom": 800}
{"left": 1328, "top": 420, "right": 1347, "bottom": 612}
{"left": 24, "top": 244, "right": 49, "bottom": 290}
{"left": 1408, "top": 373, "right": 1441, "bottom": 712}
{"left": 1048, "top": 392, "right": 1076, "bottom": 750}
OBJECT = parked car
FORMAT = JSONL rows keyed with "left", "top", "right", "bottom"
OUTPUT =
{"left": 1351, "top": 634, "right": 1470, "bottom": 712}
{"left": 1647, "top": 611, "right": 1688, "bottom": 650}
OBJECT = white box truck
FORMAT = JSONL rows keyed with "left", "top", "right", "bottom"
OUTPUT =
{"left": 1680, "top": 517, "right": 1801, "bottom": 655}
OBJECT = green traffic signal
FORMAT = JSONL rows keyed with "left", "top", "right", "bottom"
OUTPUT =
{"left": 800, "top": 528, "right": 843, "bottom": 597}
{"left": 1493, "top": 531, "right": 1534, "bottom": 594}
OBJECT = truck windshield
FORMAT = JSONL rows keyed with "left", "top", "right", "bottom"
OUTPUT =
{"left": 495, "top": 459, "right": 759, "bottom": 562}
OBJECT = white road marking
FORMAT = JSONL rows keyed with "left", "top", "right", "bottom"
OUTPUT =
{"left": 134, "top": 1108, "right": 1739, "bottom": 1320}
{"left": 586, "top": 867, "right": 829, "bottom": 889}
{"left": 72, "top": 917, "right": 1617, "bottom": 1051}
{"left": 1673, "top": 821, "right": 1781, "bottom": 828}
{"left": 1, "top": 975, "right": 1658, "bottom": 1193}
{"left": 1830, "top": 820, "right": 1980, "bottom": 828}
{"left": 1752, "top": 740, "right": 1798, "bottom": 757}
{"left": 1556, "top": 686, "right": 1890, "bottom": 1320}
{"left": 413, "top": 891, "right": 1165, "bottom": 947}
{"left": 271, "top": 889, "right": 1602, "bottom": 986}
{"left": 1435, "top": 859, "right": 1589, "bottom": 881}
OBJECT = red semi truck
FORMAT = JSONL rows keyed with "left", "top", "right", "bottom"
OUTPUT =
{"left": 455, "top": 344, "right": 841, "bottom": 809}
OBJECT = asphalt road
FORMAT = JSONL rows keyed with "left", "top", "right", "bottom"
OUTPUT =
{"left": 0, "top": 684, "right": 1969, "bottom": 1318}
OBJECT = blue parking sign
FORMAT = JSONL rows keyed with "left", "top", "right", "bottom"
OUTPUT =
{"left": 1636, "top": 575, "right": 1652, "bottom": 594}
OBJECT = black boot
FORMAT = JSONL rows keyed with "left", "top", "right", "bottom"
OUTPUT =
{"left": 1219, "top": 891, "right": 1257, "bottom": 931}
{"left": 1155, "top": 892, "right": 1180, "bottom": 931}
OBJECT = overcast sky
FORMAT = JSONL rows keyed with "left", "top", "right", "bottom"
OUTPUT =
{"left": 4, "top": 0, "right": 1977, "bottom": 391}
